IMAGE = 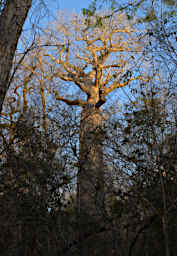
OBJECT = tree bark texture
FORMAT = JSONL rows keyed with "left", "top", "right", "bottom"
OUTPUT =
{"left": 77, "top": 103, "right": 105, "bottom": 254}
{"left": 0, "top": 0, "right": 32, "bottom": 113}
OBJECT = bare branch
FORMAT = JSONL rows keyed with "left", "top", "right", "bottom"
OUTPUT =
{"left": 103, "top": 77, "right": 148, "bottom": 96}
{"left": 45, "top": 53, "right": 90, "bottom": 94}
{"left": 55, "top": 91, "right": 86, "bottom": 107}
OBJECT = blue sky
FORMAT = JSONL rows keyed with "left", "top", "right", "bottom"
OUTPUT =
{"left": 23, "top": 0, "right": 91, "bottom": 34}
{"left": 21, "top": 0, "right": 92, "bottom": 50}
{"left": 19, "top": 0, "right": 144, "bottom": 115}
{"left": 56, "top": 0, "right": 91, "bottom": 13}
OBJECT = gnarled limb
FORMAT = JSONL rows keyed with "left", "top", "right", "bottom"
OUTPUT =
{"left": 55, "top": 91, "right": 86, "bottom": 107}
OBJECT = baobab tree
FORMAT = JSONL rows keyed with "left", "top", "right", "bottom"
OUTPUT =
{"left": 23, "top": 11, "right": 146, "bottom": 251}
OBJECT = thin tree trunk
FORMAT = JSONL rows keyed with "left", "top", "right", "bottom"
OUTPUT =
{"left": 159, "top": 169, "right": 170, "bottom": 256}
{"left": 0, "top": 0, "right": 32, "bottom": 113}
{"left": 77, "top": 104, "right": 105, "bottom": 255}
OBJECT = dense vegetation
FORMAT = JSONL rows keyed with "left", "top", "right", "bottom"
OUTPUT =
{"left": 0, "top": 1, "right": 176, "bottom": 255}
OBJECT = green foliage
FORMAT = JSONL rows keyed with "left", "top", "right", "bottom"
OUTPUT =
{"left": 84, "top": 0, "right": 177, "bottom": 30}
{"left": 0, "top": 1, "right": 177, "bottom": 254}
{"left": 162, "top": 0, "right": 176, "bottom": 6}
{"left": 82, "top": 0, "right": 97, "bottom": 16}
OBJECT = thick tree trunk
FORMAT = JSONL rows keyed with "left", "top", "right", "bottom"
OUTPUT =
{"left": 0, "top": 0, "right": 32, "bottom": 113}
{"left": 77, "top": 103, "right": 105, "bottom": 254}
